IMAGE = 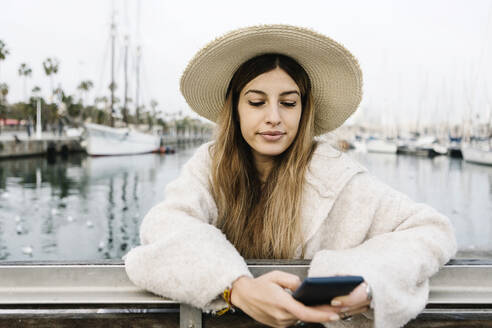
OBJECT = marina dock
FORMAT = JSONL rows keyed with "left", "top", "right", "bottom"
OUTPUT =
{"left": 0, "top": 132, "right": 208, "bottom": 159}
{"left": 0, "top": 134, "right": 84, "bottom": 158}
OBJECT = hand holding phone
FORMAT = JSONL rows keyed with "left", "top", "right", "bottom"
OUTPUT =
{"left": 292, "top": 275, "right": 364, "bottom": 306}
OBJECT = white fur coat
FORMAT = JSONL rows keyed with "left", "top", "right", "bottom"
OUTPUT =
{"left": 124, "top": 141, "right": 457, "bottom": 328}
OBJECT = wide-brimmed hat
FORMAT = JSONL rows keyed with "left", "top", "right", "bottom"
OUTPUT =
{"left": 180, "top": 24, "right": 362, "bottom": 135}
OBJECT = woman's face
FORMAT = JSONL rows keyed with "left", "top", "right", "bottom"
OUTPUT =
{"left": 237, "top": 67, "right": 302, "bottom": 162}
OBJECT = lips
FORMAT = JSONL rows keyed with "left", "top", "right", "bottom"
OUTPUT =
{"left": 258, "top": 131, "right": 286, "bottom": 136}
{"left": 257, "top": 131, "right": 286, "bottom": 142}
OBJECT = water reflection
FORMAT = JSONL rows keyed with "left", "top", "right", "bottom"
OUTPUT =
{"left": 104, "top": 176, "right": 115, "bottom": 260}
{"left": 0, "top": 221, "right": 9, "bottom": 260}
{"left": 1, "top": 146, "right": 492, "bottom": 260}
{"left": 489, "top": 175, "right": 492, "bottom": 195}
{"left": 349, "top": 152, "right": 492, "bottom": 258}
{"left": 0, "top": 144, "right": 200, "bottom": 261}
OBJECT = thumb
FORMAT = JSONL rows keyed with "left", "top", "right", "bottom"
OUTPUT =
{"left": 331, "top": 282, "right": 367, "bottom": 307}
{"left": 266, "top": 270, "right": 302, "bottom": 292}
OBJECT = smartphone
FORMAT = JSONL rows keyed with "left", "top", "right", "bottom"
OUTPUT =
{"left": 292, "top": 276, "right": 364, "bottom": 306}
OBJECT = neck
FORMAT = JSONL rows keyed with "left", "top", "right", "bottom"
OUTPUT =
{"left": 252, "top": 151, "right": 275, "bottom": 183}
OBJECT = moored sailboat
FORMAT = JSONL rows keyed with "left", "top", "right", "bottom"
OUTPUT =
{"left": 462, "top": 144, "right": 492, "bottom": 166}
{"left": 366, "top": 138, "right": 397, "bottom": 154}
{"left": 82, "top": 123, "right": 160, "bottom": 156}
{"left": 82, "top": 2, "right": 162, "bottom": 157}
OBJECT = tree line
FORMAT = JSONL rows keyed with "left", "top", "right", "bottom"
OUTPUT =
{"left": 0, "top": 39, "right": 212, "bottom": 136}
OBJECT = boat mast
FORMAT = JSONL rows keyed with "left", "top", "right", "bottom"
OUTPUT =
{"left": 122, "top": 0, "right": 130, "bottom": 127}
{"left": 123, "top": 34, "right": 129, "bottom": 126}
{"left": 110, "top": 9, "right": 116, "bottom": 127}
{"left": 416, "top": 72, "right": 428, "bottom": 137}
{"left": 135, "top": 0, "right": 141, "bottom": 124}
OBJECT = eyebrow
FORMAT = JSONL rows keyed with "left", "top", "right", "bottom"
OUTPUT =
{"left": 244, "top": 89, "right": 300, "bottom": 97}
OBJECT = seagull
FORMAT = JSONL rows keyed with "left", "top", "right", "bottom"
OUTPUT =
{"left": 86, "top": 221, "right": 94, "bottom": 228}
{"left": 21, "top": 246, "right": 33, "bottom": 255}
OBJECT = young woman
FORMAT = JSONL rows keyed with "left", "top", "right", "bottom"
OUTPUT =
{"left": 124, "top": 25, "right": 457, "bottom": 328}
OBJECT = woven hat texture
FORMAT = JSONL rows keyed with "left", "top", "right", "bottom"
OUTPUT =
{"left": 180, "top": 24, "right": 363, "bottom": 135}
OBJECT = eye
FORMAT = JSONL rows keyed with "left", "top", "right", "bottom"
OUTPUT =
{"left": 248, "top": 101, "right": 264, "bottom": 107}
{"left": 282, "top": 102, "right": 296, "bottom": 107}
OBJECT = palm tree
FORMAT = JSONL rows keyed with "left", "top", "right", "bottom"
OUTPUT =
{"left": 18, "top": 63, "right": 32, "bottom": 101}
{"left": 0, "top": 40, "right": 9, "bottom": 79}
{"left": 95, "top": 96, "right": 108, "bottom": 109}
{"left": 31, "top": 86, "right": 41, "bottom": 104}
{"left": 42, "top": 57, "right": 60, "bottom": 102}
{"left": 32, "top": 86, "right": 41, "bottom": 95}
{"left": 148, "top": 99, "right": 159, "bottom": 130}
{"left": 0, "top": 40, "right": 9, "bottom": 60}
{"left": 0, "top": 83, "right": 9, "bottom": 132}
{"left": 0, "top": 83, "right": 8, "bottom": 102}
{"left": 93, "top": 96, "right": 109, "bottom": 124}
{"left": 77, "top": 80, "right": 93, "bottom": 107}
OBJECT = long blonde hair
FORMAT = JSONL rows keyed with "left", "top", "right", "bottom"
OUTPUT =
{"left": 210, "top": 54, "right": 317, "bottom": 259}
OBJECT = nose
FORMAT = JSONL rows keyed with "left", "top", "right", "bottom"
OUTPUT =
{"left": 265, "top": 102, "right": 281, "bottom": 127}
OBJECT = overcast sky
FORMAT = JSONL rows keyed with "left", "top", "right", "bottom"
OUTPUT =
{"left": 1, "top": 0, "right": 491, "bottom": 127}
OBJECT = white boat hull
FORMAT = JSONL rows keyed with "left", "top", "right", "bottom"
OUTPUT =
{"left": 366, "top": 140, "right": 397, "bottom": 154}
{"left": 353, "top": 141, "right": 367, "bottom": 153}
{"left": 462, "top": 146, "right": 492, "bottom": 166}
{"left": 83, "top": 123, "right": 160, "bottom": 156}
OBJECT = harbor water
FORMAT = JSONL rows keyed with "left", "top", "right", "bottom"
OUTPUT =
{"left": 0, "top": 143, "right": 491, "bottom": 261}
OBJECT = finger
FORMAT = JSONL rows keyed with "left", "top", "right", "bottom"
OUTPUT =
{"left": 338, "top": 299, "right": 371, "bottom": 312}
{"left": 331, "top": 282, "right": 368, "bottom": 307}
{"left": 283, "top": 297, "right": 340, "bottom": 323}
{"left": 266, "top": 270, "right": 302, "bottom": 292}
{"left": 311, "top": 304, "right": 343, "bottom": 313}
{"left": 345, "top": 306, "right": 370, "bottom": 317}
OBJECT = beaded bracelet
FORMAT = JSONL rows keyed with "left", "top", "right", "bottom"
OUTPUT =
{"left": 216, "top": 287, "right": 235, "bottom": 316}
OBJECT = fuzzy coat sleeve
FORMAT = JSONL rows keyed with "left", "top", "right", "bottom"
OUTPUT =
{"left": 124, "top": 143, "right": 252, "bottom": 311}
{"left": 308, "top": 173, "right": 457, "bottom": 328}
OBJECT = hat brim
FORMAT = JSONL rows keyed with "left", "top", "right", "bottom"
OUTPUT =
{"left": 180, "top": 24, "right": 363, "bottom": 135}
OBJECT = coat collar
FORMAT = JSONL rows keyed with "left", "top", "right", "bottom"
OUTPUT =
{"left": 300, "top": 141, "right": 367, "bottom": 247}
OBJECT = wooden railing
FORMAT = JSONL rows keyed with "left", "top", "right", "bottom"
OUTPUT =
{"left": 0, "top": 259, "right": 491, "bottom": 327}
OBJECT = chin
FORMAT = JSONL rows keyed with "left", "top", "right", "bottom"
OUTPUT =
{"left": 253, "top": 143, "right": 290, "bottom": 157}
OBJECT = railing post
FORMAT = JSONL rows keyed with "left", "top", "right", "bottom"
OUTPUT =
{"left": 180, "top": 304, "right": 202, "bottom": 328}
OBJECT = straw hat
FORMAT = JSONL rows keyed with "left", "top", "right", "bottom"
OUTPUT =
{"left": 180, "top": 24, "right": 362, "bottom": 135}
